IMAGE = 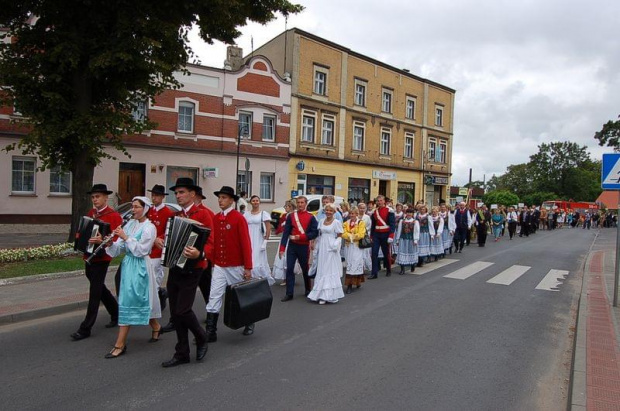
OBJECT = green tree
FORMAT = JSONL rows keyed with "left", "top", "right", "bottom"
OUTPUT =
{"left": 521, "top": 191, "right": 560, "bottom": 206}
{"left": 0, "top": 0, "right": 302, "bottom": 240}
{"left": 482, "top": 190, "right": 520, "bottom": 207}
{"left": 594, "top": 115, "right": 620, "bottom": 151}
{"left": 528, "top": 142, "right": 592, "bottom": 197}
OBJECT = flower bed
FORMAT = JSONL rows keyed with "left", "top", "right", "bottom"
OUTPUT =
{"left": 0, "top": 243, "right": 77, "bottom": 263}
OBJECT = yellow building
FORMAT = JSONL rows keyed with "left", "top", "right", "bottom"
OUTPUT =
{"left": 253, "top": 28, "right": 455, "bottom": 206}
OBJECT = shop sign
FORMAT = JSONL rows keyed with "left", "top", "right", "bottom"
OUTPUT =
{"left": 458, "top": 187, "right": 469, "bottom": 196}
{"left": 202, "top": 167, "right": 218, "bottom": 178}
{"left": 373, "top": 170, "right": 397, "bottom": 180}
{"left": 425, "top": 175, "right": 448, "bottom": 185}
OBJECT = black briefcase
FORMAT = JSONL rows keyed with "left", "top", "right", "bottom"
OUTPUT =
{"left": 224, "top": 278, "right": 273, "bottom": 330}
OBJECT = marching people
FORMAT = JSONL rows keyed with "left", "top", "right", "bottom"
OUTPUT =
{"left": 475, "top": 205, "right": 492, "bottom": 247}
{"left": 395, "top": 208, "right": 420, "bottom": 274}
{"left": 491, "top": 208, "right": 504, "bottom": 242}
{"left": 204, "top": 186, "right": 255, "bottom": 340}
{"left": 439, "top": 203, "right": 455, "bottom": 255}
{"left": 195, "top": 187, "right": 216, "bottom": 324}
{"left": 357, "top": 202, "right": 373, "bottom": 273}
{"left": 280, "top": 196, "right": 319, "bottom": 301}
{"left": 342, "top": 206, "right": 366, "bottom": 293}
{"left": 416, "top": 205, "right": 433, "bottom": 266}
{"left": 519, "top": 206, "right": 531, "bottom": 237}
{"left": 506, "top": 206, "right": 519, "bottom": 240}
{"left": 429, "top": 206, "right": 445, "bottom": 260}
{"left": 104, "top": 197, "right": 161, "bottom": 358}
{"left": 453, "top": 202, "right": 472, "bottom": 253}
{"left": 307, "top": 203, "right": 344, "bottom": 304}
{"left": 160, "top": 178, "right": 211, "bottom": 368}
{"left": 369, "top": 195, "right": 395, "bottom": 279}
{"left": 244, "top": 195, "right": 275, "bottom": 286}
{"left": 71, "top": 184, "right": 122, "bottom": 341}
{"left": 272, "top": 200, "right": 296, "bottom": 286}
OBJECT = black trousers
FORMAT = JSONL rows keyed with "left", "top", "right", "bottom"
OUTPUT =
{"left": 79, "top": 261, "right": 118, "bottom": 334}
{"left": 454, "top": 227, "right": 468, "bottom": 250}
{"left": 285, "top": 242, "right": 311, "bottom": 297}
{"left": 167, "top": 267, "right": 207, "bottom": 361}
{"left": 520, "top": 222, "right": 530, "bottom": 237}
{"left": 371, "top": 232, "right": 391, "bottom": 276}
{"left": 508, "top": 222, "right": 517, "bottom": 239}
{"left": 476, "top": 224, "right": 488, "bottom": 246}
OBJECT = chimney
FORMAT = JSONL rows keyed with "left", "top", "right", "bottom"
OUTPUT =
{"left": 225, "top": 46, "right": 244, "bottom": 71}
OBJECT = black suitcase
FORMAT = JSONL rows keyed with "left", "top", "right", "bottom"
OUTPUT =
{"left": 224, "top": 278, "right": 273, "bottom": 330}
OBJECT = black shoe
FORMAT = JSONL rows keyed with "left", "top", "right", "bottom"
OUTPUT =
{"left": 281, "top": 295, "right": 294, "bottom": 302}
{"left": 206, "top": 312, "right": 219, "bottom": 343}
{"left": 242, "top": 323, "right": 255, "bottom": 336}
{"left": 161, "top": 357, "right": 190, "bottom": 368}
{"left": 104, "top": 345, "right": 126, "bottom": 359}
{"left": 346, "top": 285, "right": 353, "bottom": 294}
{"left": 386, "top": 270, "right": 391, "bottom": 277}
{"left": 196, "top": 343, "right": 208, "bottom": 361}
{"left": 104, "top": 320, "right": 118, "bottom": 328}
{"left": 368, "top": 275, "right": 378, "bottom": 279}
{"left": 160, "top": 321, "right": 175, "bottom": 334}
{"left": 149, "top": 327, "right": 162, "bottom": 343}
{"left": 70, "top": 331, "right": 90, "bottom": 341}
{"left": 411, "top": 265, "right": 416, "bottom": 273}
{"left": 399, "top": 266, "right": 405, "bottom": 275}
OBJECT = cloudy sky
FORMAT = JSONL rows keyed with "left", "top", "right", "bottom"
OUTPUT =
{"left": 188, "top": 0, "right": 620, "bottom": 186}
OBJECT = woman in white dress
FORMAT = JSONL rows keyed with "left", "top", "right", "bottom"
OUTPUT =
{"left": 308, "top": 203, "right": 345, "bottom": 305}
{"left": 244, "top": 195, "right": 275, "bottom": 286}
{"left": 357, "top": 202, "right": 373, "bottom": 272}
{"left": 343, "top": 207, "right": 366, "bottom": 294}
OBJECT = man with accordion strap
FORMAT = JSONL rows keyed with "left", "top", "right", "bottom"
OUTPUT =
{"left": 195, "top": 187, "right": 216, "bottom": 323}
{"left": 160, "top": 178, "right": 213, "bottom": 368}
{"left": 205, "top": 186, "right": 254, "bottom": 342}
{"left": 70, "top": 184, "right": 122, "bottom": 341}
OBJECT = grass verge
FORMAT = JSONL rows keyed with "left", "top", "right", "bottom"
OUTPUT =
{"left": 0, "top": 256, "right": 123, "bottom": 280}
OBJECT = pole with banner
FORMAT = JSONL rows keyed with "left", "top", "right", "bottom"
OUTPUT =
{"left": 601, "top": 153, "right": 620, "bottom": 307}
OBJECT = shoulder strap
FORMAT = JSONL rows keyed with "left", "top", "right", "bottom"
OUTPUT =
{"left": 293, "top": 211, "right": 305, "bottom": 235}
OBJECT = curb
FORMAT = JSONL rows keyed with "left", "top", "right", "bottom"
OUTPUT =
{"left": 0, "top": 300, "right": 88, "bottom": 326}
{"left": 0, "top": 265, "right": 119, "bottom": 287}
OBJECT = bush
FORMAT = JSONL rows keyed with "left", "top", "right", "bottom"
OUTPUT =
{"left": 482, "top": 190, "right": 520, "bottom": 207}
{"left": 0, "top": 243, "right": 77, "bottom": 263}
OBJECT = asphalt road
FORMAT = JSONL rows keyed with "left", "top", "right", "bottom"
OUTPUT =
{"left": 0, "top": 227, "right": 594, "bottom": 410}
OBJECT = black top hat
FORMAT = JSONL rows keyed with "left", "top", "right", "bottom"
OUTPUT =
{"left": 87, "top": 183, "right": 113, "bottom": 195}
{"left": 196, "top": 186, "right": 206, "bottom": 200}
{"left": 213, "top": 186, "right": 239, "bottom": 201}
{"left": 147, "top": 184, "right": 166, "bottom": 195}
{"left": 169, "top": 177, "right": 201, "bottom": 192}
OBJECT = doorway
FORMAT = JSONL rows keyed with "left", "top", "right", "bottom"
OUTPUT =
{"left": 118, "top": 162, "right": 145, "bottom": 203}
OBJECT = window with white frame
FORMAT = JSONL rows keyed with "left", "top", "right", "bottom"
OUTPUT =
{"left": 50, "top": 166, "right": 71, "bottom": 194}
{"left": 177, "top": 101, "right": 195, "bottom": 133}
{"left": 382, "top": 89, "right": 393, "bottom": 113}
{"left": 239, "top": 112, "right": 253, "bottom": 139}
{"left": 428, "top": 138, "right": 437, "bottom": 161}
{"left": 404, "top": 132, "right": 414, "bottom": 159}
{"left": 438, "top": 140, "right": 447, "bottom": 163}
{"left": 12, "top": 156, "right": 36, "bottom": 193}
{"left": 406, "top": 97, "right": 416, "bottom": 120}
{"left": 380, "top": 128, "right": 391, "bottom": 156}
{"left": 260, "top": 173, "right": 274, "bottom": 201}
{"left": 321, "top": 115, "right": 335, "bottom": 146}
{"left": 301, "top": 111, "right": 316, "bottom": 143}
{"left": 132, "top": 100, "right": 147, "bottom": 122}
{"left": 435, "top": 105, "right": 444, "bottom": 127}
{"left": 353, "top": 122, "right": 365, "bottom": 151}
{"left": 313, "top": 66, "right": 327, "bottom": 96}
{"left": 262, "top": 115, "right": 276, "bottom": 141}
{"left": 354, "top": 79, "right": 367, "bottom": 107}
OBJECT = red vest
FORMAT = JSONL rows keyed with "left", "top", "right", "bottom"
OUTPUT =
{"left": 83, "top": 206, "right": 122, "bottom": 263}
{"left": 212, "top": 209, "right": 253, "bottom": 269}
{"left": 147, "top": 204, "right": 175, "bottom": 259}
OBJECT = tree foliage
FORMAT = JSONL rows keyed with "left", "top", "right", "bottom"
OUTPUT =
{"left": 0, "top": 0, "right": 302, "bottom": 239}
{"left": 482, "top": 190, "right": 519, "bottom": 207}
{"left": 594, "top": 114, "right": 620, "bottom": 151}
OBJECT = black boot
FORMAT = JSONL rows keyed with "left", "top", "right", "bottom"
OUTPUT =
{"left": 160, "top": 319, "right": 175, "bottom": 334}
{"left": 411, "top": 264, "right": 415, "bottom": 273}
{"left": 242, "top": 323, "right": 255, "bottom": 336}
{"left": 206, "top": 312, "right": 219, "bottom": 343}
{"left": 399, "top": 265, "right": 405, "bottom": 275}
{"left": 346, "top": 285, "right": 353, "bottom": 294}
{"left": 449, "top": 246, "right": 452, "bottom": 255}
{"left": 417, "top": 257, "right": 424, "bottom": 267}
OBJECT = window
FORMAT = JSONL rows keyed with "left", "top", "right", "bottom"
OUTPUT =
{"left": 406, "top": 97, "right": 416, "bottom": 120}
{"left": 353, "top": 122, "right": 365, "bottom": 151}
{"left": 132, "top": 100, "right": 147, "bottom": 122}
{"left": 239, "top": 112, "right": 253, "bottom": 139}
{"left": 177, "top": 101, "right": 195, "bottom": 133}
{"left": 404, "top": 132, "right": 414, "bottom": 159}
{"left": 313, "top": 67, "right": 327, "bottom": 95}
{"left": 262, "top": 115, "right": 276, "bottom": 141}
{"left": 321, "top": 115, "right": 335, "bottom": 146}
{"left": 11, "top": 157, "right": 36, "bottom": 193}
{"left": 438, "top": 141, "right": 447, "bottom": 163}
{"left": 428, "top": 138, "right": 437, "bottom": 161}
{"left": 260, "top": 173, "right": 274, "bottom": 201}
{"left": 435, "top": 106, "right": 444, "bottom": 127}
{"left": 380, "top": 128, "right": 391, "bottom": 156}
{"left": 382, "top": 89, "right": 393, "bottom": 113}
{"left": 50, "top": 166, "right": 71, "bottom": 194}
{"left": 354, "top": 80, "right": 366, "bottom": 107}
{"left": 301, "top": 111, "right": 316, "bottom": 143}
{"left": 237, "top": 171, "right": 252, "bottom": 194}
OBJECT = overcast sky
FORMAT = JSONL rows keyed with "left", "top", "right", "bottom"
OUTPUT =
{"left": 188, "top": 0, "right": 620, "bottom": 186}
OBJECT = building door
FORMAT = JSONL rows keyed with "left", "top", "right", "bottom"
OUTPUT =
{"left": 379, "top": 180, "right": 387, "bottom": 197}
{"left": 118, "top": 163, "right": 145, "bottom": 204}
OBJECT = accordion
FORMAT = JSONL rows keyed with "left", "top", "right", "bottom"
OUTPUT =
{"left": 74, "top": 216, "right": 111, "bottom": 254}
{"left": 224, "top": 278, "right": 273, "bottom": 330}
{"left": 161, "top": 216, "right": 211, "bottom": 270}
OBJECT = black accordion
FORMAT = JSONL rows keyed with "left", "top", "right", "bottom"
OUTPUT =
{"left": 224, "top": 278, "right": 273, "bottom": 330}
{"left": 161, "top": 216, "right": 211, "bottom": 270}
{"left": 74, "top": 216, "right": 111, "bottom": 255}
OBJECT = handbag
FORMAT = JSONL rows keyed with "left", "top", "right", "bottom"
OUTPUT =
{"left": 358, "top": 233, "right": 372, "bottom": 249}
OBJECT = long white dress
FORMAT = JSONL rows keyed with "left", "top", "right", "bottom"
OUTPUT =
{"left": 307, "top": 219, "right": 345, "bottom": 303}
{"left": 245, "top": 210, "right": 275, "bottom": 286}
{"left": 360, "top": 213, "right": 372, "bottom": 271}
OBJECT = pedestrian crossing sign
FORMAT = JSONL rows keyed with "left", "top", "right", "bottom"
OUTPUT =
{"left": 602, "top": 154, "right": 620, "bottom": 189}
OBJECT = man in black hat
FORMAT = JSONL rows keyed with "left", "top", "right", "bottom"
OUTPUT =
{"left": 160, "top": 177, "right": 212, "bottom": 368}
{"left": 71, "top": 184, "right": 122, "bottom": 341}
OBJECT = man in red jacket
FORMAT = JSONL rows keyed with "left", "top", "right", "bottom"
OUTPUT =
{"left": 204, "top": 186, "right": 253, "bottom": 341}
{"left": 71, "top": 184, "right": 122, "bottom": 341}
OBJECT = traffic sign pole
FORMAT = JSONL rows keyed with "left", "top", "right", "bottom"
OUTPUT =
{"left": 615, "top": 201, "right": 619, "bottom": 307}
{"left": 602, "top": 154, "right": 620, "bottom": 307}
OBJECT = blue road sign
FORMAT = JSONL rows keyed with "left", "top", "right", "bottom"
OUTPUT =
{"left": 602, "top": 153, "right": 620, "bottom": 189}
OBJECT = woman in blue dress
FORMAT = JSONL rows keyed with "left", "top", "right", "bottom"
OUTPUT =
{"left": 104, "top": 196, "right": 160, "bottom": 359}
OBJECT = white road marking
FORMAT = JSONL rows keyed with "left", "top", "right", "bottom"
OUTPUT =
{"left": 408, "top": 258, "right": 459, "bottom": 275}
{"left": 535, "top": 269, "right": 569, "bottom": 291}
{"left": 487, "top": 265, "right": 531, "bottom": 286}
{"left": 444, "top": 261, "right": 494, "bottom": 280}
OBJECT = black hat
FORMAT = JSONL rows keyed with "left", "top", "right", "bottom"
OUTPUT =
{"left": 213, "top": 185, "right": 239, "bottom": 201}
{"left": 87, "top": 183, "right": 113, "bottom": 195}
{"left": 147, "top": 184, "right": 166, "bottom": 195}
{"left": 169, "top": 177, "right": 201, "bottom": 192}
{"left": 196, "top": 186, "right": 206, "bottom": 200}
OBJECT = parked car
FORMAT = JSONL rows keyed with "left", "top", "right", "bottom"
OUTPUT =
{"left": 270, "top": 195, "right": 345, "bottom": 230}
{"left": 116, "top": 202, "right": 181, "bottom": 220}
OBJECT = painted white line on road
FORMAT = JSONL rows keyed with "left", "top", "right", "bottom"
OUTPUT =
{"left": 410, "top": 258, "right": 459, "bottom": 275}
{"left": 444, "top": 261, "right": 494, "bottom": 280}
{"left": 535, "top": 269, "right": 569, "bottom": 291}
{"left": 487, "top": 265, "right": 531, "bottom": 286}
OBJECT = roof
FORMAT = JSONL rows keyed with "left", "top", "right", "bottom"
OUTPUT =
{"left": 596, "top": 191, "right": 620, "bottom": 210}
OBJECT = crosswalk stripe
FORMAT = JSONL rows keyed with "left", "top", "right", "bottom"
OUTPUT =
{"left": 444, "top": 261, "right": 494, "bottom": 280}
{"left": 535, "top": 269, "right": 569, "bottom": 291}
{"left": 487, "top": 265, "right": 531, "bottom": 286}
{"left": 409, "top": 258, "right": 459, "bottom": 275}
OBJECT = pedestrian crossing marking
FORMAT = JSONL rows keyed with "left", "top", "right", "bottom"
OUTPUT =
{"left": 408, "top": 258, "right": 459, "bottom": 275}
{"left": 487, "top": 265, "right": 531, "bottom": 286}
{"left": 444, "top": 261, "right": 494, "bottom": 280}
{"left": 535, "top": 269, "right": 569, "bottom": 291}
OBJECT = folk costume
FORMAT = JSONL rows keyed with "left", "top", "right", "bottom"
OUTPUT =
{"left": 440, "top": 210, "right": 456, "bottom": 254}
{"left": 360, "top": 213, "right": 373, "bottom": 272}
{"left": 475, "top": 209, "right": 492, "bottom": 246}
{"left": 370, "top": 205, "right": 395, "bottom": 278}
{"left": 245, "top": 210, "right": 275, "bottom": 286}
{"left": 343, "top": 217, "right": 366, "bottom": 290}
{"left": 416, "top": 212, "right": 436, "bottom": 264}
{"left": 429, "top": 214, "right": 445, "bottom": 258}
{"left": 395, "top": 217, "right": 420, "bottom": 272}
{"left": 147, "top": 193, "right": 175, "bottom": 312}
{"left": 307, "top": 219, "right": 344, "bottom": 304}
{"left": 453, "top": 208, "right": 472, "bottom": 252}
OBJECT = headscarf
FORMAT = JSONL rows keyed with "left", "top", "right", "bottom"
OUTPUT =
{"left": 132, "top": 196, "right": 153, "bottom": 219}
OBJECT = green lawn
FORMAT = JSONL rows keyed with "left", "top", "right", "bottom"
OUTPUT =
{"left": 0, "top": 256, "right": 123, "bottom": 279}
